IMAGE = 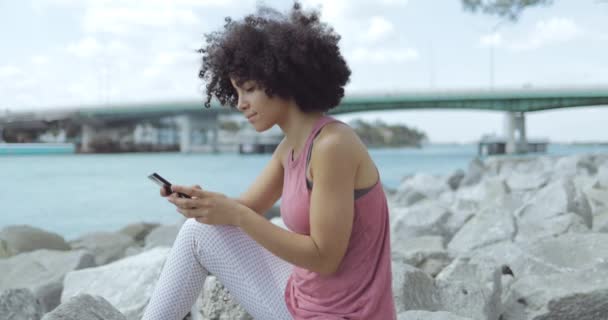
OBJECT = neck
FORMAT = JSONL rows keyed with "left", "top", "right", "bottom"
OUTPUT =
{"left": 277, "top": 104, "right": 324, "bottom": 156}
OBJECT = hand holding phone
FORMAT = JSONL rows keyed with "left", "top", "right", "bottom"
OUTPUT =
{"left": 148, "top": 173, "right": 191, "bottom": 199}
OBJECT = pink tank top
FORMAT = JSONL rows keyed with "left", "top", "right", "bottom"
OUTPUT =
{"left": 280, "top": 115, "right": 396, "bottom": 319}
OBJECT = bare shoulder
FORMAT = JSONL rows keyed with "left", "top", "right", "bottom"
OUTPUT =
{"left": 312, "top": 122, "right": 366, "bottom": 165}
{"left": 317, "top": 122, "right": 365, "bottom": 148}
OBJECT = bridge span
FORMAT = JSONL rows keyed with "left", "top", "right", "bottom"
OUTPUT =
{"left": 1, "top": 87, "right": 607, "bottom": 154}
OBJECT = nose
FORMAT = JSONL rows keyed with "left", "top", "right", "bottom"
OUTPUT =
{"left": 237, "top": 94, "right": 249, "bottom": 112}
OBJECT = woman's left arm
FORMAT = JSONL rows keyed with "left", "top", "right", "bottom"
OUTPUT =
{"left": 169, "top": 128, "right": 358, "bottom": 276}
{"left": 239, "top": 130, "right": 358, "bottom": 275}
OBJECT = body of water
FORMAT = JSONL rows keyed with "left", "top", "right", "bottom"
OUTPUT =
{"left": 2, "top": 143, "right": 608, "bottom": 240}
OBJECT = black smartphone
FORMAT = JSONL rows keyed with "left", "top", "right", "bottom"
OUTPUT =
{"left": 148, "top": 173, "right": 191, "bottom": 199}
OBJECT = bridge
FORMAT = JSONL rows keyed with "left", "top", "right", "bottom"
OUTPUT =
{"left": 1, "top": 86, "right": 607, "bottom": 153}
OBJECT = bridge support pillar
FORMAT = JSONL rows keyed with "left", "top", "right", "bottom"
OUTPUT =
{"left": 81, "top": 124, "right": 95, "bottom": 153}
{"left": 504, "top": 111, "right": 528, "bottom": 154}
{"left": 211, "top": 126, "right": 219, "bottom": 153}
{"left": 179, "top": 116, "right": 192, "bottom": 153}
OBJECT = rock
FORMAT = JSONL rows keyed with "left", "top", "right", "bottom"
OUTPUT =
{"left": 594, "top": 209, "right": 608, "bottom": 233}
{"left": 503, "top": 269, "right": 608, "bottom": 320}
{"left": 435, "top": 257, "right": 503, "bottom": 320}
{"left": 391, "top": 259, "right": 501, "bottom": 320}
{"left": 195, "top": 276, "right": 253, "bottom": 320}
{"left": 393, "top": 190, "right": 428, "bottom": 207}
{"left": 61, "top": 247, "right": 170, "bottom": 320}
{"left": 0, "top": 225, "right": 70, "bottom": 258}
{"left": 447, "top": 169, "right": 465, "bottom": 191}
{"left": 585, "top": 187, "right": 608, "bottom": 216}
{"left": 0, "top": 288, "right": 44, "bottom": 320}
{"left": 42, "top": 293, "right": 127, "bottom": 320}
{"left": 391, "top": 261, "right": 437, "bottom": 313}
{"left": 69, "top": 231, "right": 135, "bottom": 266}
{"left": 447, "top": 207, "right": 516, "bottom": 255}
{"left": 144, "top": 224, "right": 182, "bottom": 250}
{"left": 264, "top": 205, "right": 281, "bottom": 219}
{"left": 0, "top": 249, "right": 95, "bottom": 313}
{"left": 391, "top": 236, "right": 451, "bottom": 277}
{"left": 391, "top": 201, "right": 452, "bottom": 243}
{"left": 118, "top": 222, "right": 160, "bottom": 244}
{"left": 444, "top": 199, "right": 478, "bottom": 242}
{"left": 397, "top": 310, "right": 473, "bottom": 320}
{"left": 514, "top": 212, "right": 589, "bottom": 243}
{"left": 460, "top": 158, "right": 485, "bottom": 187}
{"left": 515, "top": 177, "right": 592, "bottom": 231}
{"left": 597, "top": 166, "right": 608, "bottom": 189}
{"left": 397, "top": 173, "right": 449, "bottom": 204}
{"left": 457, "top": 177, "right": 513, "bottom": 210}
{"left": 467, "top": 233, "right": 608, "bottom": 281}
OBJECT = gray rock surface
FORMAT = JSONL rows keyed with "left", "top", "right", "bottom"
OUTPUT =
{"left": 61, "top": 247, "right": 170, "bottom": 320}
{"left": 144, "top": 224, "right": 182, "bottom": 250}
{"left": 0, "top": 288, "right": 44, "bottom": 320}
{"left": 196, "top": 276, "right": 252, "bottom": 320}
{"left": 42, "top": 294, "right": 127, "bottom": 320}
{"left": 397, "top": 310, "right": 473, "bottom": 320}
{"left": 69, "top": 231, "right": 135, "bottom": 266}
{"left": 0, "top": 225, "right": 70, "bottom": 258}
{"left": 0, "top": 249, "right": 95, "bottom": 313}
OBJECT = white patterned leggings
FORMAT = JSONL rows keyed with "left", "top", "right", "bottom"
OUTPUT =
{"left": 142, "top": 218, "right": 293, "bottom": 320}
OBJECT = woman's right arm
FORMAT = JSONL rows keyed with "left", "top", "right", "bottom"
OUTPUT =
{"left": 232, "top": 138, "right": 287, "bottom": 216}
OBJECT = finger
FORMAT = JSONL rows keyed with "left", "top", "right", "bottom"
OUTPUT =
{"left": 168, "top": 197, "right": 198, "bottom": 209}
{"left": 170, "top": 185, "right": 199, "bottom": 198}
{"left": 160, "top": 187, "right": 169, "bottom": 197}
{"left": 194, "top": 185, "right": 202, "bottom": 190}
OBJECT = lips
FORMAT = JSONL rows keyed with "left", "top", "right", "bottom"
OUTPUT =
{"left": 246, "top": 113, "right": 257, "bottom": 120}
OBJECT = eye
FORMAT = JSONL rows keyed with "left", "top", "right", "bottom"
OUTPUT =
{"left": 245, "top": 86, "right": 255, "bottom": 92}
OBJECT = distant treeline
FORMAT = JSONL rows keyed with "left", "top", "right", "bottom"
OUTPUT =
{"left": 348, "top": 119, "right": 427, "bottom": 148}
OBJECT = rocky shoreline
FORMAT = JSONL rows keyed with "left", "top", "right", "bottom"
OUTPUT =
{"left": 2, "top": 153, "right": 608, "bottom": 320}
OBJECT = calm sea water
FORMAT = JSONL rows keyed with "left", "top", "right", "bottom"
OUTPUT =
{"left": 2, "top": 143, "right": 608, "bottom": 240}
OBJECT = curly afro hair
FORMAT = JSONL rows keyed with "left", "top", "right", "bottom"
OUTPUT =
{"left": 198, "top": 2, "right": 351, "bottom": 113}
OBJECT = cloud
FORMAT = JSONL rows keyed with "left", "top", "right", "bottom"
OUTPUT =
{"left": 31, "top": 55, "right": 50, "bottom": 65}
{"left": 479, "top": 32, "right": 503, "bottom": 48}
{"left": 66, "top": 37, "right": 101, "bottom": 58}
{"left": 480, "top": 17, "right": 583, "bottom": 51}
{"left": 511, "top": 17, "right": 583, "bottom": 51}
{"left": 0, "top": 65, "right": 22, "bottom": 78}
{"left": 361, "top": 16, "right": 394, "bottom": 43}
{"left": 350, "top": 47, "right": 419, "bottom": 64}
{"left": 65, "top": 37, "right": 132, "bottom": 58}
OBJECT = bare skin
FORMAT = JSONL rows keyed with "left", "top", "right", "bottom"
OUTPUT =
{"left": 163, "top": 79, "right": 379, "bottom": 276}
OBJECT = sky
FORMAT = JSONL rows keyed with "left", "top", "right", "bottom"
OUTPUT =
{"left": 1, "top": 0, "right": 607, "bottom": 143}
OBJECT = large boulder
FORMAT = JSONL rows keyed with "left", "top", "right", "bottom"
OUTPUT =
{"left": 397, "top": 310, "right": 473, "bottom": 320}
{"left": 515, "top": 177, "right": 592, "bottom": 231}
{"left": 0, "top": 249, "right": 95, "bottom": 313}
{"left": 42, "top": 293, "right": 127, "bottom": 320}
{"left": 447, "top": 207, "right": 516, "bottom": 255}
{"left": 502, "top": 269, "right": 608, "bottom": 320}
{"left": 390, "top": 201, "right": 452, "bottom": 243}
{"left": 144, "top": 224, "right": 182, "bottom": 250}
{"left": 69, "top": 231, "right": 135, "bottom": 266}
{"left": 195, "top": 276, "right": 252, "bottom": 320}
{"left": 0, "top": 288, "right": 44, "bottom": 320}
{"left": 391, "top": 235, "right": 451, "bottom": 277}
{"left": 392, "top": 260, "right": 501, "bottom": 320}
{"left": 0, "top": 225, "right": 70, "bottom": 258}
{"left": 118, "top": 222, "right": 160, "bottom": 245}
{"left": 61, "top": 247, "right": 170, "bottom": 320}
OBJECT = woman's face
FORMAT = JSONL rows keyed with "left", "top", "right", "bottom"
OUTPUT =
{"left": 230, "top": 78, "right": 286, "bottom": 132}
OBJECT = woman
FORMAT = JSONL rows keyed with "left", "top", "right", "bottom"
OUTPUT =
{"left": 143, "top": 2, "right": 396, "bottom": 319}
